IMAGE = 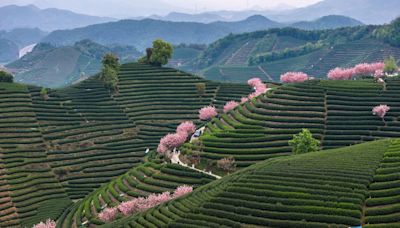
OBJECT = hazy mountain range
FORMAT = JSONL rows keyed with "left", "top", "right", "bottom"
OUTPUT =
{"left": 0, "top": 4, "right": 114, "bottom": 31}
{"left": 41, "top": 15, "right": 363, "bottom": 51}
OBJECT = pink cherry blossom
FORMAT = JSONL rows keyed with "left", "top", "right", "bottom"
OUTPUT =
{"left": 173, "top": 185, "right": 193, "bottom": 198}
{"left": 373, "top": 104, "right": 390, "bottom": 120}
{"left": 199, "top": 106, "right": 218, "bottom": 120}
{"left": 99, "top": 207, "right": 118, "bottom": 222}
{"left": 176, "top": 121, "right": 196, "bottom": 135}
{"left": 328, "top": 67, "right": 356, "bottom": 80}
{"left": 32, "top": 219, "right": 56, "bottom": 228}
{"left": 374, "top": 69, "right": 384, "bottom": 79}
{"left": 280, "top": 72, "right": 309, "bottom": 83}
{"left": 247, "top": 78, "right": 262, "bottom": 87}
{"left": 240, "top": 97, "right": 249, "bottom": 104}
{"left": 223, "top": 101, "right": 239, "bottom": 113}
{"left": 255, "top": 83, "right": 268, "bottom": 94}
{"left": 118, "top": 200, "right": 138, "bottom": 216}
{"left": 158, "top": 132, "right": 188, "bottom": 153}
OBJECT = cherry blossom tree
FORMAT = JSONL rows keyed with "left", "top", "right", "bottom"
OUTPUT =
{"left": 173, "top": 185, "right": 193, "bottom": 198}
{"left": 102, "top": 185, "right": 193, "bottom": 222}
{"left": 199, "top": 106, "right": 218, "bottom": 120}
{"left": 99, "top": 207, "right": 119, "bottom": 222}
{"left": 176, "top": 121, "right": 196, "bottom": 135}
{"left": 32, "top": 219, "right": 56, "bottom": 228}
{"left": 374, "top": 69, "right": 385, "bottom": 79}
{"left": 280, "top": 72, "right": 309, "bottom": 83}
{"left": 328, "top": 67, "right": 356, "bottom": 80}
{"left": 240, "top": 97, "right": 249, "bottom": 104}
{"left": 247, "top": 78, "right": 262, "bottom": 87}
{"left": 223, "top": 101, "right": 239, "bottom": 113}
{"left": 158, "top": 133, "right": 188, "bottom": 154}
{"left": 373, "top": 105, "right": 390, "bottom": 121}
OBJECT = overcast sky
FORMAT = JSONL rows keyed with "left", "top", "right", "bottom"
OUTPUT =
{"left": 0, "top": 0, "right": 323, "bottom": 17}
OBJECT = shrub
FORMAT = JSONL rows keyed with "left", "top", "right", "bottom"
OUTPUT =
{"left": 384, "top": 56, "right": 398, "bottom": 74}
{"left": 217, "top": 157, "right": 236, "bottom": 173}
{"left": 40, "top": 88, "right": 49, "bottom": 100}
{"left": 0, "top": 70, "right": 13, "bottom": 82}
{"left": 195, "top": 83, "right": 206, "bottom": 97}
{"left": 289, "top": 129, "right": 320, "bottom": 154}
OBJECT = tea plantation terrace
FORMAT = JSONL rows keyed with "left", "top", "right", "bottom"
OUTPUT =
{"left": 0, "top": 63, "right": 250, "bottom": 227}
{"left": 181, "top": 78, "right": 400, "bottom": 167}
{"left": 104, "top": 139, "right": 400, "bottom": 227}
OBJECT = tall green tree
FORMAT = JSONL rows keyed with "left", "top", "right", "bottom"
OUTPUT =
{"left": 289, "top": 129, "right": 320, "bottom": 155}
{"left": 149, "top": 39, "right": 173, "bottom": 66}
{"left": 102, "top": 53, "right": 120, "bottom": 70}
{"left": 384, "top": 56, "right": 398, "bottom": 74}
{"left": 100, "top": 53, "right": 120, "bottom": 92}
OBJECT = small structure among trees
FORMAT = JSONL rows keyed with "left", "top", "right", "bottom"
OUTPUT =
{"left": 140, "top": 39, "right": 173, "bottom": 66}
{"left": 289, "top": 129, "right": 320, "bottom": 155}
{"left": 100, "top": 53, "right": 120, "bottom": 92}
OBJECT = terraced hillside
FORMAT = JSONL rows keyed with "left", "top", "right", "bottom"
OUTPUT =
{"left": 0, "top": 63, "right": 250, "bottom": 226}
{"left": 0, "top": 83, "right": 71, "bottom": 227}
{"left": 57, "top": 156, "right": 216, "bottom": 227}
{"left": 105, "top": 139, "right": 399, "bottom": 227}
{"left": 179, "top": 78, "right": 400, "bottom": 167}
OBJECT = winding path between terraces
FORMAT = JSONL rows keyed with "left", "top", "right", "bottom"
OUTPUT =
{"left": 171, "top": 127, "right": 221, "bottom": 179}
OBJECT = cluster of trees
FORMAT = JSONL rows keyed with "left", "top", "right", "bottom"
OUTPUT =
{"left": 280, "top": 72, "right": 309, "bottom": 83}
{"left": 174, "top": 43, "right": 207, "bottom": 51}
{"left": 328, "top": 61, "right": 386, "bottom": 80}
{"left": 249, "top": 42, "right": 323, "bottom": 65}
{"left": 140, "top": 39, "right": 173, "bottom": 66}
{"left": 100, "top": 53, "right": 120, "bottom": 92}
{"left": 157, "top": 121, "right": 196, "bottom": 158}
{"left": 99, "top": 185, "right": 193, "bottom": 223}
{"left": 0, "top": 70, "right": 13, "bottom": 83}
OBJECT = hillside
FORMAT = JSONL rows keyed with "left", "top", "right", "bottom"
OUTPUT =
{"left": 6, "top": 40, "right": 141, "bottom": 88}
{"left": 292, "top": 15, "right": 364, "bottom": 30}
{"left": 106, "top": 139, "right": 399, "bottom": 227}
{"left": 0, "top": 39, "right": 19, "bottom": 63}
{"left": 186, "top": 25, "right": 400, "bottom": 83}
{"left": 0, "top": 63, "right": 250, "bottom": 227}
{"left": 179, "top": 79, "right": 400, "bottom": 167}
{"left": 0, "top": 4, "right": 114, "bottom": 31}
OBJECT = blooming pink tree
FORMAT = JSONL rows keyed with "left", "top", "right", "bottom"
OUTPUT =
{"left": 240, "top": 97, "right": 249, "bottom": 104}
{"left": 247, "top": 78, "right": 262, "bottom": 87}
{"left": 373, "top": 105, "right": 390, "bottom": 121}
{"left": 32, "top": 219, "right": 56, "bottom": 228}
{"left": 280, "top": 72, "right": 309, "bottom": 83}
{"left": 328, "top": 67, "right": 356, "bottom": 80}
{"left": 199, "top": 106, "right": 218, "bottom": 120}
{"left": 173, "top": 185, "right": 193, "bottom": 198}
{"left": 102, "top": 185, "right": 193, "bottom": 222}
{"left": 223, "top": 101, "right": 239, "bottom": 113}
{"left": 176, "top": 121, "right": 196, "bottom": 135}
{"left": 99, "top": 207, "right": 119, "bottom": 222}
{"left": 158, "top": 133, "right": 188, "bottom": 154}
{"left": 374, "top": 69, "right": 385, "bottom": 79}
